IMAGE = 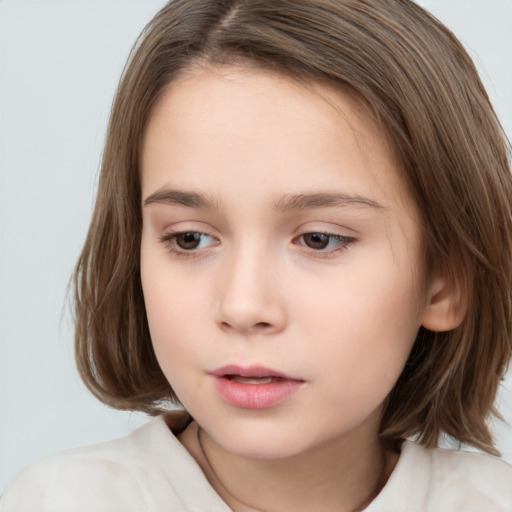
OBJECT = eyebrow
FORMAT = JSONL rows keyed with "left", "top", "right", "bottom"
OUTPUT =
{"left": 144, "top": 189, "right": 218, "bottom": 209}
{"left": 273, "top": 192, "right": 386, "bottom": 212}
{"left": 143, "top": 188, "right": 385, "bottom": 212}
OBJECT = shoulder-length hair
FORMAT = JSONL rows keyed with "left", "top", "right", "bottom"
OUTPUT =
{"left": 74, "top": 0, "right": 512, "bottom": 455}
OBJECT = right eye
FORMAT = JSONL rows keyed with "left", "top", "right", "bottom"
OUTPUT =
{"left": 160, "top": 231, "right": 219, "bottom": 254}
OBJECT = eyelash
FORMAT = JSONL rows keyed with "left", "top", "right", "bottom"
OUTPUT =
{"left": 159, "top": 231, "right": 217, "bottom": 258}
{"left": 296, "top": 232, "right": 355, "bottom": 257}
{"left": 158, "top": 231, "right": 356, "bottom": 258}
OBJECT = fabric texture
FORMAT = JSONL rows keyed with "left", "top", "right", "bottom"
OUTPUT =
{"left": 2, "top": 411, "right": 512, "bottom": 511}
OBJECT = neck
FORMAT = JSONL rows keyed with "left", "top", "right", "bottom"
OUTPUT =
{"left": 180, "top": 419, "right": 398, "bottom": 512}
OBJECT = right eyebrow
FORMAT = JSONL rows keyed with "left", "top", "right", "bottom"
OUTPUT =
{"left": 143, "top": 188, "right": 219, "bottom": 209}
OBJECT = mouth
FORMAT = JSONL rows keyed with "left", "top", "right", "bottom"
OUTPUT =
{"left": 209, "top": 365, "right": 304, "bottom": 409}
{"left": 224, "top": 375, "right": 284, "bottom": 385}
{"left": 210, "top": 364, "right": 302, "bottom": 383}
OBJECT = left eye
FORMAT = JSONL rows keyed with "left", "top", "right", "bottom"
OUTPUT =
{"left": 298, "top": 232, "right": 352, "bottom": 251}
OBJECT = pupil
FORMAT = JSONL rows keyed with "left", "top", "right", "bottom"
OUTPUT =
{"left": 305, "top": 233, "right": 329, "bottom": 249}
{"left": 177, "top": 232, "right": 201, "bottom": 250}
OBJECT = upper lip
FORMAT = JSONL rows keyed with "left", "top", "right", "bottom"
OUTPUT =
{"left": 209, "top": 365, "right": 303, "bottom": 381}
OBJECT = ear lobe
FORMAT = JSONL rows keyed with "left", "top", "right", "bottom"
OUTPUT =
{"left": 421, "top": 276, "right": 468, "bottom": 332}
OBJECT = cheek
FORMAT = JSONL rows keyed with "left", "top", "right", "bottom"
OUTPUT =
{"left": 142, "top": 279, "right": 205, "bottom": 404}
{"left": 143, "top": 282, "right": 198, "bottom": 357}
{"left": 141, "top": 236, "right": 198, "bottom": 333}
{"left": 140, "top": 247, "right": 198, "bottom": 375}
{"left": 298, "top": 254, "right": 424, "bottom": 398}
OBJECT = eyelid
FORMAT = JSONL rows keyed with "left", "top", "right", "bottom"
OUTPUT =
{"left": 292, "top": 230, "right": 357, "bottom": 258}
{"left": 159, "top": 229, "right": 220, "bottom": 257}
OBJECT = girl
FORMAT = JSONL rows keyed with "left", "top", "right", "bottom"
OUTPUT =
{"left": 2, "top": 0, "right": 512, "bottom": 510}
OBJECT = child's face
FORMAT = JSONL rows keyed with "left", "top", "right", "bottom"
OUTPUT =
{"left": 140, "top": 65, "right": 431, "bottom": 459}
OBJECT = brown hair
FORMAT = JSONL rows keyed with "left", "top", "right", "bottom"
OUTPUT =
{"left": 74, "top": 0, "right": 512, "bottom": 455}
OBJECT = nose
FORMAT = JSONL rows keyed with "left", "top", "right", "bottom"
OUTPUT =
{"left": 214, "top": 245, "right": 287, "bottom": 335}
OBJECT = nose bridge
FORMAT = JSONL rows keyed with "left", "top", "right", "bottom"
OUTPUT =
{"left": 215, "top": 236, "right": 285, "bottom": 333}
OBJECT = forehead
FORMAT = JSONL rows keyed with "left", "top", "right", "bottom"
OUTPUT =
{"left": 140, "top": 64, "right": 416, "bottom": 218}
{"left": 144, "top": 65, "right": 378, "bottom": 158}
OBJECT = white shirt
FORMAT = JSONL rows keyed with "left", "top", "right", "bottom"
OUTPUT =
{"left": 2, "top": 411, "right": 512, "bottom": 511}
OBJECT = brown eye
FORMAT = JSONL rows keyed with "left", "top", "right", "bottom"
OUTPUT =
{"left": 175, "top": 232, "right": 203, "bottom": 250}
{"left": 160, "top": 230, "right": 219, "bottom": 257}
{"left": 298, "top": 232, "right": 354, "bottom": 252}
{"left": 302, "top": 233, "right": 331, "bottom": 249}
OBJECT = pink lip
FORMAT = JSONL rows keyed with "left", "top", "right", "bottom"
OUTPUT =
{"left": 209, "top": 365, "right": 305, "bottom": 410}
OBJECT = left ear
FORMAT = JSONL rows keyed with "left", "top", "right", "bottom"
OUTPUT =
{"left": 421, "top": 273, "right": 468, "bottom": 332}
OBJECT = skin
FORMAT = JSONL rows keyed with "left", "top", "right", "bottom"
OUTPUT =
{"left": 139, "top": 64, "right": 451, "bottom": 512}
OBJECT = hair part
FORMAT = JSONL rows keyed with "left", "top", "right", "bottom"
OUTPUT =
{"left": 74, "top": 0, "right": 512, "bottom": 454}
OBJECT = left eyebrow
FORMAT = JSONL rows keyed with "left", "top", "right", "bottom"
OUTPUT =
{"left": 273, "top": 192, "right": 386, "bottom": 212}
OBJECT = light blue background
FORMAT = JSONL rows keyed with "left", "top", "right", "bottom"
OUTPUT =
{"left": 1, "top": 0, "right": 511, "bottom": 492}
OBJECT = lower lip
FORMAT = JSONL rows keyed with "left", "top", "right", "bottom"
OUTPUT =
{"left": 213, "top": 376, "right": 303, "bottom": 409}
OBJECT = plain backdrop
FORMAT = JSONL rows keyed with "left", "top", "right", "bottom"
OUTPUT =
{"left": 1, "top": 0, "right": 512, "bottom": 493}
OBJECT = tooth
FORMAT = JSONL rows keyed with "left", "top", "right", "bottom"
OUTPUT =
{"left": 230, "top": 376, "right": 277, "bottom": 384}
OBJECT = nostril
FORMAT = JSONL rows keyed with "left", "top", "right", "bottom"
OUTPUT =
{"left": 220, "top": 321, "right": 272, "bottom": 331}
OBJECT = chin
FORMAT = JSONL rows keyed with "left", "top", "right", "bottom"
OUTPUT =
{"left": 202, "top": 414, "right": 318, "bottom": 460}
